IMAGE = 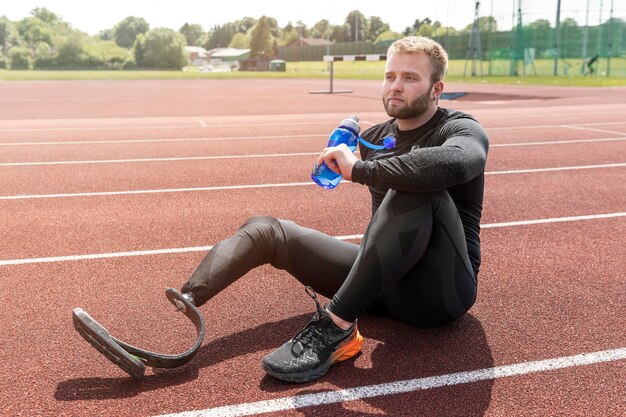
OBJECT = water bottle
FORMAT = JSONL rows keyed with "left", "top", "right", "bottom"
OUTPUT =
{"left": 311, "top": 116, "right": 361, "bottom": 189}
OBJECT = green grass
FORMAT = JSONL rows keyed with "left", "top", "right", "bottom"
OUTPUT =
{"left": 0, "top": 68, "right": 290, "bottom": 81}
{"left": 1, "top": 58, "right": 625, "bottom": 87}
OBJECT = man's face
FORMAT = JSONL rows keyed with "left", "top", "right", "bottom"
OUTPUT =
{"left": 382, "top": 52, "right": 439, "bottom": 120}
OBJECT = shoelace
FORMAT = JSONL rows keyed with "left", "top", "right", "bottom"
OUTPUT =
{"left": 292, "top": 287, "right": 327, "bottom": 348}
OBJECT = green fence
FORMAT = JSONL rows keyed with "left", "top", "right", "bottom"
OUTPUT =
{"left": 277, "top": 24, "right": 626, "bottom": 77}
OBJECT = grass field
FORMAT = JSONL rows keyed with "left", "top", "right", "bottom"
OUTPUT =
{"left": 1, "top": 58, "right": 625, "bottom": 87}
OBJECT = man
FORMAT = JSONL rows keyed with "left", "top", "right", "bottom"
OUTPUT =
{"left": 181, "top": 36, "right": 489, "bottom": 383}
{"left": 585, "top": 54, "right": 599, "bottom": 76}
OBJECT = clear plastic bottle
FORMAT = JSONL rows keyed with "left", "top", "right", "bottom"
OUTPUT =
{"left": 311, "top": 115, "right": 361, "bottom": 189}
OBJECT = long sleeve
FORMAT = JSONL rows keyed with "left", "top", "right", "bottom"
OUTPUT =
{"left": 352, "top": 118, "right": 489, "bottom": 193}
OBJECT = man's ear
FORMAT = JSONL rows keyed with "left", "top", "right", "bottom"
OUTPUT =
{"left": 432, "top": 80, "right": 444, "bottom": 100}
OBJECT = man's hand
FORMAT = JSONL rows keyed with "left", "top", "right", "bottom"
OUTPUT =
{"left": 315, "top": 144, "right": 359, "bottom": 181}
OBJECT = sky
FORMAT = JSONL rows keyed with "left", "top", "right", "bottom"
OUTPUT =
{"left": 2, "top": 0, "right": 623, "bottom": 36}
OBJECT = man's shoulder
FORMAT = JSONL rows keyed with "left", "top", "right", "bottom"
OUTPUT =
{"left": 439, "top": 108, "right": 479, "bottom": 124}
{"left": 362, "top": 118, "right": 395, "bottom": 140}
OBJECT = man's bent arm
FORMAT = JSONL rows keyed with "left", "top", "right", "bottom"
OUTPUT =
{"left": 351, "top": 119, "right": 488, "bottom": 192}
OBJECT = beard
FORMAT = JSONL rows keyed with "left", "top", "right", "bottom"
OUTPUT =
{"left": 383, "top": 87, "right": 432, "bottom": 120}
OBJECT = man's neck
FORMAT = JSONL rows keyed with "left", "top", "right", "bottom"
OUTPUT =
{"left": 396, "top": 105, "right": 438, "bottom": 131}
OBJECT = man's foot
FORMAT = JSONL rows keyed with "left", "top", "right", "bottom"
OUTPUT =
{"left": 262, "top": 287, "right": 363, "bottom": 383}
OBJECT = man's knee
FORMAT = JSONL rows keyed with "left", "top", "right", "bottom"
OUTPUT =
{"left": 237, "top": 216, "right": 290, "bottom": 267}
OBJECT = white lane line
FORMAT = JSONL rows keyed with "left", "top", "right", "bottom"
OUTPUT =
{"left": 562, "top": 125, "right": 626, "bottom": 136}
{"left": 1, "top": 212, "right": 624, "bottom": 266}
{"left": 491, "top": 137, "right": 626, "bottom": 147}
{"left": 0, "top": 181, "right": 315, "bottom": 201}
{"left": 1, "top": 163, "right": 624, "bottom": 201}
{"left": 154, "top": 348, "right": 626, "bottom": 417}
{"left": 480, "top": 212, "right": 626, "bottom": 228}
{"left": 486, "top": 120, "right": 626, "bottom": 131}
{"left": 0, "top": 152, "right": 320, "bottom": 167}
{"left": 0, "top": 120, "right": 341, "bottom": 133}
{"left": 0, "top": 133, "right": 327, "bottom": 147}
{"left": 2, "top": 138, "right": 625, "bottom": 168}
{"left": 487, "top": 163, "right": 626, "bottom": 175}
{"left": 1, "top": 120, "right": 625, "bottom": 144}
{"left": 196, "top": 118, "right": 208, "bottom": 128}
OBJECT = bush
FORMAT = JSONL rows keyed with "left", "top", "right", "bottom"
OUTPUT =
{"left": 9, "top": 47, "right": 32, "bottom": 69}
{"left": 134, "top": 28, "right": 188, "bottom": 69}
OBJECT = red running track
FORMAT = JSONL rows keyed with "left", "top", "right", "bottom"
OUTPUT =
{"left": 0, "top": 79, "right": 624, "bottom": 417}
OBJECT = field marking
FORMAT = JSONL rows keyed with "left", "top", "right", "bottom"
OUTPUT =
{"left": 0, "top": 152, "right": 321, "bottom": 167}
{"left": 486, "top": 163, "right": 626, "bottom": 175}
{"left": 2, "top": 137, "right": 625, "bottom": 167}
{"left": 491, "top": 137, "right": 626, "bottom": 147}
{"left": 1, "top": 163, "right": 623, "bottom": 200}
{"left": 0, "top": 181, "right": 315, "bottom": 200}
{"left": 0, "top": 119, "right": 625, "bottom": 140}
{"left": 154, "top": 347, "right": 626, "bottom": 417}
{"left": 561, "top": 125, "right": 626, "bottom": 136}
{"left": 486, "top": 120, "right": 626, "bottom": 131}
{"left": 0, "top": 120, "right": 342, "bottom": 133}
{"left": 0, "top": 133, "right": 327, "bottom": 147}
{"left": 1, "top": 212, "right": 624, "bottom": 266}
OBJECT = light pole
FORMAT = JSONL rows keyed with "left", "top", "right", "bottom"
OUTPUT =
{"left": 581, "top": 0, "right": 590, "bottom": 74}
{"left": 553, "top": 0, "right": 562, "bottom": 76}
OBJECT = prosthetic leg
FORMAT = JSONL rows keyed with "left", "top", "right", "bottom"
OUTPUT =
{"left": 72, "top": 288, "right": 204, "bottom": 379}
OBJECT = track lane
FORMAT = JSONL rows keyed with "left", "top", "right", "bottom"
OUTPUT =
{"left": 1, "top": 168, "right": 624, "bottom": 263}
{"left": 2, "top": 80, "right": 625, "bottom": 416}
{"left": 1, "top": 140, "right": 625, "bottom": 195}
{"left": 0, "top": 217, "right": 623, "bottom": 417}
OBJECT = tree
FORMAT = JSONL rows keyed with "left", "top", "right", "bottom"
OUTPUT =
{"left": 265, "top": 17, "right": 280, "bottom": 38}
{"left": 98, "top": 28, "right": 114, "bottom": 41}
{"left": 0, "top": 17, "right": 10, "bottom": 55}
{"left": 462, "top": 16, "right": 498, "bottom": 33}
{"left": 113, "top": 16, "right": 149, "bottom": 48}
{"left": 310, "top": 19, "right": 331, "bottom": 39}
{"left": 249, "top": 16, "right": 273, "bottom": 59}
{"left": 134, "top": 28, "right": 187, "bottom": 69}
{"left": 417, "top": 24, "right": 434, "bottom": 37}
{"left": 235, "top": 17, "right": 257, "bottom": 34}
{"left": 346, "top": 10, "right": 366, "bottom": 42}
{"left": 205, "top": 23, "right": 236, "bottom": 49}
{"left": 374, "top": 30, "right": 401, "bottom": 43}
{"left": 30, "top": 8, "right": 58, "bottom": 24}
{"left": 368, "top": 16, "right": 389, "bottom": 41}
{"left": 229, "top": 32, "right": 249, "bottom": 48}
{"left": 433, "top": 25, "right": 457, "bottom": 37}
{"left": 404, "top": 18, "right": 431, "bottom": 35}
{"left": 330, "top": 24, "right": 351, "bottom": 42}
{"left": 16, "top": 17, "right": 53, "bottom": 48}
{"left": 179, "top": 23, "right": 203, "bottom": 46}
{"left": 526, "top": 19, "right": 552, "bottom": 55}
{"left": 278, "top": 27, "right": 300, "bottom": 46}
{"left": 56, "top": 36, "right": 85, "bottom": 67}
{"left": 9, "top": 46, "right": 33, "bottom": 69}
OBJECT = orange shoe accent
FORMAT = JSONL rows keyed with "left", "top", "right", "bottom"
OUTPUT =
{"left": 331, "top": 328, "right": 364, "bottom": 363}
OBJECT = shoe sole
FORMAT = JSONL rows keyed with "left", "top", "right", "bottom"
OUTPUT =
{"left": 263, "top": 328, "right": 364, "bottom": 383}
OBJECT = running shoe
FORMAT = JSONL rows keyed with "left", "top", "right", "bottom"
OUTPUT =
{"left": 262, "top": 287, "right": 363, "bottom": 383}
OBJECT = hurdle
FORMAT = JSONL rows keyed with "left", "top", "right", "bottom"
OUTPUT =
{"left": 309, "top": 54, "right": 387, "bottom": 94}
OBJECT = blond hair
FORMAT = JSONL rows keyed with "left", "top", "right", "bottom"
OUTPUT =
{"left": 387, "top": 36, "right": 449, "bottom": 83}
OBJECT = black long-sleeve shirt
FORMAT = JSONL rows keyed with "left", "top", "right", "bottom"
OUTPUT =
{"left": 351, "top": 108, "right": 489, "bottom": 274}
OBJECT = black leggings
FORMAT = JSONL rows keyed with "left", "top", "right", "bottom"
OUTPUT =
{"left": 182, "top": 189, "right": 477, "bottom": 326}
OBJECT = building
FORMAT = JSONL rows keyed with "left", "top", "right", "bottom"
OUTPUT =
{"left": 209, "top": 48, "right": 251, "bottom": 63}
{"left": 287, "top": 38, "right": 333, "bottom": 47}
{"left": 184, "top": 46, "right": 209, "bottom": 66}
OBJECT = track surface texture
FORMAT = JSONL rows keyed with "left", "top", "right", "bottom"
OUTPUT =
{"left": 1, "top": 79, "right": 624, "bottom": 417}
